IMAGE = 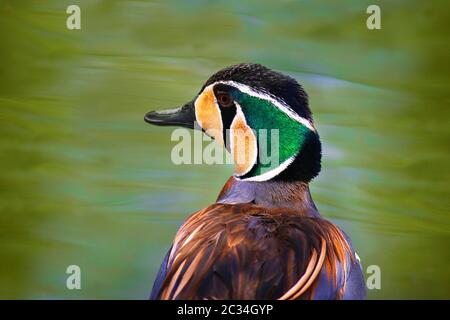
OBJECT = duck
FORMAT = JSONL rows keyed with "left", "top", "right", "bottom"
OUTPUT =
{"left": 144, "top": 63, "right": 366, "bottom": 300}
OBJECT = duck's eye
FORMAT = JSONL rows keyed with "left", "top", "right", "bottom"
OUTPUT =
{"left": 217, "top": 92, "right": 233, "bottom": 107}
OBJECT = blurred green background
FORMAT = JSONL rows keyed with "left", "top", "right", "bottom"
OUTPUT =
{"left": 0, "top": 0, "right": 449, "bottom": 299}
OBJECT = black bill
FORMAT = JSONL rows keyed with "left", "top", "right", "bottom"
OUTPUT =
{"left": 144, "top": 100, "right": 196, "bottom": 129}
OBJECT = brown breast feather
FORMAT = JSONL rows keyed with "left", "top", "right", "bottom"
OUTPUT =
{"left": 156, "top": 203, "right": 354, "bottom": 300}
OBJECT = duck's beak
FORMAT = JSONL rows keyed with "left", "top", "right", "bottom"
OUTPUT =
{"left": 144, "top": 100, "right": 196, "bottom": 129}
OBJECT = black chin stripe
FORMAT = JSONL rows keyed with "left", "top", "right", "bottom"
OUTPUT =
{"left": 220, "top": 105, "right": 237, "bottom": 148}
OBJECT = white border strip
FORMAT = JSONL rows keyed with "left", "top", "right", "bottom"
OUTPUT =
{"left": 215, "top": 80, "right": 315, "bottom": 131}
{"left": 238, "top": 155, "right": 296, "bottom": 182}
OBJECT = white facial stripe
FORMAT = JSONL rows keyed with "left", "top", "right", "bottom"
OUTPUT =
{"left": 237, "top": 155, "right": 296, "bottom": 182}
{"left": 214, "top": 80, "right": 315, "bottom": 131}
{"left": 196, "top": 81, "right": 310, "bottom": 182}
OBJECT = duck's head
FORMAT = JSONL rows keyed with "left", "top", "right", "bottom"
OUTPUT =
{"left": 145, "top": 63, "right": 321, "bottom": 183}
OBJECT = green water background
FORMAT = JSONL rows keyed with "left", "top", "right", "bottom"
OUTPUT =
{"left": 0, "top": 0, "right": 449, "bottom": 299}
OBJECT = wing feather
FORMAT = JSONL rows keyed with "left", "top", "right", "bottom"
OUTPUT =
{"left": 154, "top": 204, "right": 354, "bottom": 300}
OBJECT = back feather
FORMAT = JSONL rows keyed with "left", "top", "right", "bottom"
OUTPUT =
{"left": 154, "top": 203, "right": 353, "bottom": 300}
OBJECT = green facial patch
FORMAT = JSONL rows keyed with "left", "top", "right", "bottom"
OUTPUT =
{"left": 231, "top": 91, "right": 312, "bottom": 178}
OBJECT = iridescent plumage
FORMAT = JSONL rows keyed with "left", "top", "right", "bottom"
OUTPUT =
{"left": 145, "top": 63, "right": 366, "bottom": 300}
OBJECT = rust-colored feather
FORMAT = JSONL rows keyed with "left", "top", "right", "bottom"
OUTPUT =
{"left": 155, "top": 203, "right": 354, "bottom": 300}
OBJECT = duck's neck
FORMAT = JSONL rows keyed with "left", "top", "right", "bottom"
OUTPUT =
{"left": 216, "top": 177, "right": 320, "bottom": 218}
